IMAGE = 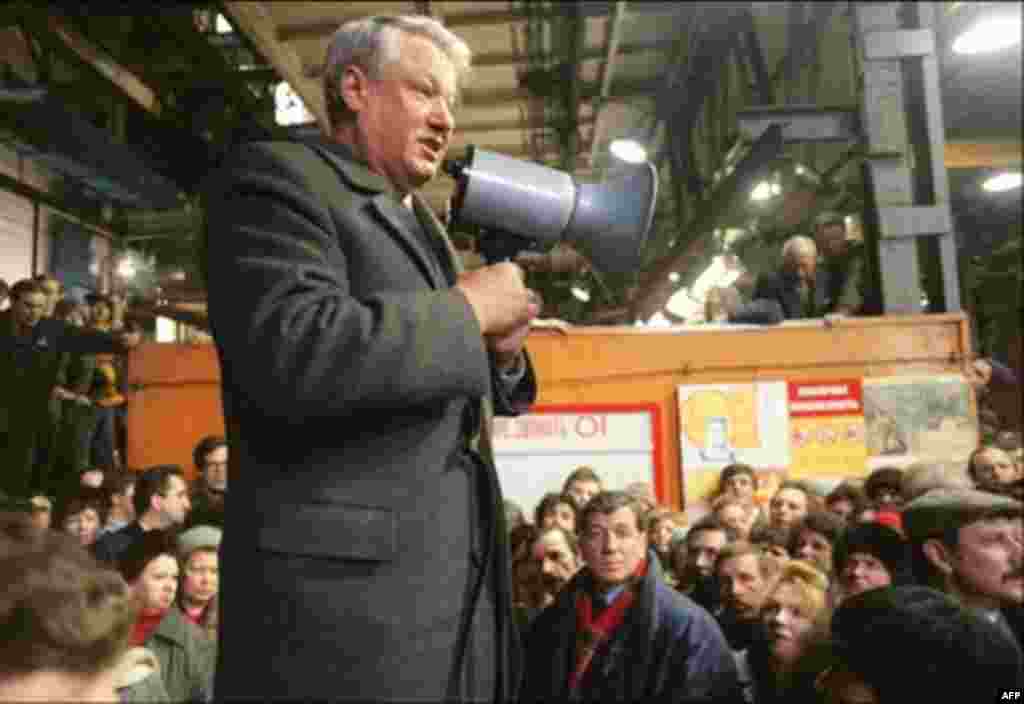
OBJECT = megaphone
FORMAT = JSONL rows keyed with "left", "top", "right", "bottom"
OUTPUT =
{"left": 443, "top": 146, "right": 657, "bottom": 276}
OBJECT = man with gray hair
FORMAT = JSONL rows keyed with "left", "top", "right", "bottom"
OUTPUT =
{"left": 203, "top": 14, "right": 539, "bottom": 702}
{"left": 729, "top": 235, "right": 825, "bottom": 323}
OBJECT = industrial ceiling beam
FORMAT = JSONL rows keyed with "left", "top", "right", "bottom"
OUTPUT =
{"left": 589, "top": 1, "right": 627, "bottom": 166}
{"left": 27, "top": 10, "right": 163, "bottom": 116}
{"left": 297, "top": 37, "right": 676, "bottom": 78}
{"left": 943, "top": 139, "right": 1023, "bottom": 169}
{"left": 222, "top": 1, "right": 329, "bottom": 133}
{"left": 462, "top": 74, "right": 661, "bottom": 107}
{"left": 275, "top": 2, "right": 687, "bottom": 41}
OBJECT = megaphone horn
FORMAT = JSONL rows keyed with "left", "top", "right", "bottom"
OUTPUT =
{"left": 444, "top": 147, "right": 657, "bottom": 276}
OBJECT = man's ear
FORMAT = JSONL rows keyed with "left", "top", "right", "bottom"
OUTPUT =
{"left": 922, "top": 538, "right": 955, "bottom": 577}
{"left": 339, "top": 64, "right": 372, "bottom": 115}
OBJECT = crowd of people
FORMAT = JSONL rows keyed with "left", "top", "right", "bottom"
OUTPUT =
{"left": 1, "top": 436, "right": 226, "bottom": 701}
{"left": 505, "top": 456, "right": 1023, "bottom": 702}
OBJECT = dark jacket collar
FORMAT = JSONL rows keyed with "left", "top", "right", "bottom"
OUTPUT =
{"left": 301, "top": 137, "right": 453, "bottom": 289}
{"left": 302, "top": 138, "right": 394, "bottom": 195}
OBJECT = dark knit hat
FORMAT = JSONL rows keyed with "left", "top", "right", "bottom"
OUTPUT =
{"left": 830, "top": 586, "right": 1023, "bottom": 702}
{"left": 864, "top": 467, "right": 904, "bottom": 501}
{"left": 833, "top": 521, "right": 913, "bottom": 586}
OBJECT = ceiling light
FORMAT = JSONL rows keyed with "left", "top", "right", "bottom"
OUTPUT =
{"left": 982, "top": 171, "right": 1022, "bottom": 192}
{"left": 117, "top": 258, "right": 137, "bottom": 280}
{"left": 750, "top": 181, "right": 774, "bottom": 201}
{"left": 953, "top": 13, "right": 1022, "bottom": 54}
{"left": 215, "top": 14, "right": 234, "bottom": 34}
{"left": 609, "top": 139, "right": 648, "bottom": 164}
{"left": 570, "top": 286, "right": 591, "bottom": 302}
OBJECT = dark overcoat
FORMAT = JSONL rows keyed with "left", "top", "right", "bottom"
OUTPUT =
{"left": 202, "top": 139, "right": 535, "bottom": 702}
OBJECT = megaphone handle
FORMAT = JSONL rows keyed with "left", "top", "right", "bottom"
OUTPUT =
{"left": 478, "top": 230, "right": 540, "bottom": 266}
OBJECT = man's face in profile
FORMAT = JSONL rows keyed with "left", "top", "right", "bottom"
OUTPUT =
{"left": 349, "top": 31, "right": 457, "bottom": 193}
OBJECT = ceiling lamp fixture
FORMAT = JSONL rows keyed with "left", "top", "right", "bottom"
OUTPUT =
{"left": 751, "top": 180, "right": 782, "bottom": 201}
{"left": 982, "top": 171, "right": 1022, "bottom": 192}
{"left": 215, "top": 14, "right": 234, "bottom": 34}
{"left": 952, "top": 11, "right": 1022, "bottom": 54}
{"left": 117, "top": 258, "right": 137, "bottom": 280}
{"left": 609, "top": 138, "right": 648, "bottom": 164}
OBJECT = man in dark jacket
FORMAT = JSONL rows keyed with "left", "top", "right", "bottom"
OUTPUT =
{"left": 0, "top": 279, "right": 138, "bottom": 499}
{"left": 202, "top": 14, "right": 538, "bottom": 703}
{"left": 185, "top": 435, "right": 227, "bottom": 529}
{"left": 729, "top": 236, "right": 826, "bottom": 324}
{"left": 521, "top": 491, "right": 741, "bottom": 702}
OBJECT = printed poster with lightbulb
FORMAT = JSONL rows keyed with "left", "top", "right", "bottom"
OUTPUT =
{"left": 678, "top": 379, "right": 869, "bottom": 513}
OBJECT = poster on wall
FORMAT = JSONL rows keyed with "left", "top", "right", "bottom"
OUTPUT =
{"left": 862, "top": 375, "right": 976, "bottom": 469}
{"left": 678, "top": 382, "right": 790, "bottom": 510}
{"left": 787, "top": 379, "right": 869, "bottom": 480}
{"left": 491, "top": 404, "right": 661, "bottom": 521}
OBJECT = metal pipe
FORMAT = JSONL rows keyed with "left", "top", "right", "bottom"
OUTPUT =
{"left": 589, "top": 1, "right": 627, "bottom": 166}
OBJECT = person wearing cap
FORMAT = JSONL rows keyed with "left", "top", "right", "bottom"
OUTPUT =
{"left": 177, "top": 525, "right": 221, "bottom": 643}
{"left": 811, "top": 211, "right": 871, "bottom": 317}
{"left": 833, "top": 522, "right": 914, "bottom": 604}
{"left": 862, "top": 467, "right": 904, "bottom": 510}
{"left": 820, "top": 586, "right": 1023, "bottom": 703}
{"left": 902, "top": 487, "right": 1023, "bottom": 646}
{"left": 900, "top": 460, "right": 973, "bottom": 502}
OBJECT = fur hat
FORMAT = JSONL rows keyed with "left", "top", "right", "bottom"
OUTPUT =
{"left": 830, "top": 586, "right": 1023, "bottom": 701}
{"left": 833, "top": 522, "right": 913, "bottom": 585}
{"left": 864, "top": 467, "right": 904, "bottom": 501}
{"left": 901, "top": 488, "right": 1023, "bottom": 543}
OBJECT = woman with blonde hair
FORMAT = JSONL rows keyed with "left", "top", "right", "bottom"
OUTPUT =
{"left": 748, "top": 560, "right": 832, "bottom": 703}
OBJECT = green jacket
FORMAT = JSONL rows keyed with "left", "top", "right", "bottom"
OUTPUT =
{"left": 115, "top": 646, "right": 171, "bottom": 703}
{"left": 145, "top": 608, "right": 215, "bottom": 703}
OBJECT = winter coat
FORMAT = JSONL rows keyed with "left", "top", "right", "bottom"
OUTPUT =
{"left": 521, "top": 550, "right": 743, "bottom": 702}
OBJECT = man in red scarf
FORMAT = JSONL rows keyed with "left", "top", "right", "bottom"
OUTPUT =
{"left": 520, "top": 491, "right": 742, "bottom": 702}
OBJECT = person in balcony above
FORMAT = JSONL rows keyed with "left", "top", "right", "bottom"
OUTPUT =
{"left": 728, "top": 236, "right": 824, "bottom": 324}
